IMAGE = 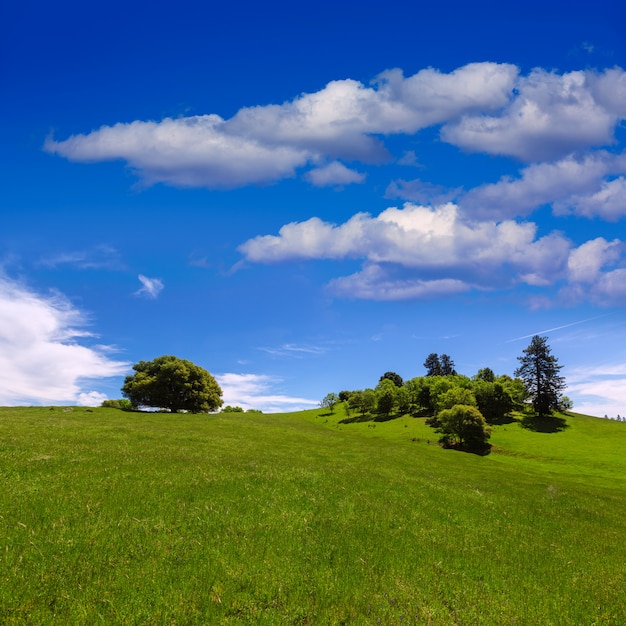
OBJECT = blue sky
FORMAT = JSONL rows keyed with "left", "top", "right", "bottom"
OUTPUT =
{"left": 2, "top": 0, "right": 625, "bottom": 416}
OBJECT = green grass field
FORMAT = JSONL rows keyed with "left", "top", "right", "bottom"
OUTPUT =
{"left": 1, "top": 405, "right": 625, "bottom": 624}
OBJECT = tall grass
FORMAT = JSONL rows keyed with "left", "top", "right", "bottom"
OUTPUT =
{"left": 1, "top": 406, "right": 624, "bottom": 624}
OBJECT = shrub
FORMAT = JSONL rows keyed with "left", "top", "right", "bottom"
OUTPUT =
{"left": 437, "top": 404, "right": 491, "bottom": 448}
{"left": 101, "top": 399, "right": 133, "bottom": 410}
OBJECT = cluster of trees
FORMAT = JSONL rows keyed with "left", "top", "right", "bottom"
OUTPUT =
{"left": 323, "top": 336, "right": 569, "bottom": 449}
{"left": 106, "top": 337, "right": 568, "bottom": 448}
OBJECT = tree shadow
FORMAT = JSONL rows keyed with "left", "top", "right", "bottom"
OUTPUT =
{"left": 373, "top": 413, "right": 403, "bottom": 423}
{"left": 520, "top": 414, "right": 569, "bottom": 432}
{"left": 339, "top": 413, "right": 374, "bottom": 424}
{"left": 486, "top": 414, "right": 517, "bottom": 426}
{"left": 441, "top": 441, "right": 493, "bottom": 456}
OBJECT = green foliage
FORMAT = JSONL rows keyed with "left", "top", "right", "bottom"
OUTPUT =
{"left": 436, "top": 386, "right": 477, "bottom": 414}
{"left": 437, "top": 404, "right": 491, "bottom": 448}
{"left": 404, "top": 377, "right": 432, "bottom": 415}
{"left": 515, "top": 335, "right": 566, "bottom": 416}
{"left": 558, "top": 396, "right": 574, "bottom": 412}
{"left": 472, "top": 380, "right": 513, "bottom": 423}
{"left": 121, "top": 355, "right": 223, "bottom": 413}
{"left": 474, "top": 367, "right": 495, "bottom": 382}
{"left": 338, "top": 390, "right": 352, "bottom": 402}
{"left": 221, "top": 405, "right": 244, "bottom": 413}
{"left": 379, "top": 371, "right": 404, "bottom": 387}
{"left": 348, "top": 388, "right": 376, "bottom": 416}
{"left": 424, "top": 353, "right": 456, "bottom": 376}
{"left": 100, "top": 398, "right": 132, "bottom": 410}
{"left": 423, "top": 352, "right": 442, "bottom": 376}
{"left": 320, "top": 392, "right": 340, "bottom": 413}
{"left": 375, "top": 379, "right": 397, "bottom": 417}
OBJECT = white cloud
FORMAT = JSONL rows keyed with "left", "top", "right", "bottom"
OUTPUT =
{"left": 442, "top": 68, "right": 625, "bottom": 161}
{"left": 567, "top": 238, "right": 623, "bottom": 283}
{"left": 554, "top": 176, "right": 626, "bottom": 221}
{"left": 44, "top": 62, "right": 517, "bottom": 188}
{"left": 45, "top": 64, "right": 626, "bottom": 188}
{"left": 0, "top": 277, "right": 129, "bottom": 405}
{"left": 305, "top": 161, "right": 365, "bottom": 187}
{"left": 462, "top": 151, "right": 626, "bottom": 220}
{"left": 328, "top": 264, "right": 471, "bottom": 300}
{"left": 38, "top": 245, "right": 124, "bottom": 270}
{"left": 240, "top": 202, "right": 625, "bottom": 302}
{"left": 566, "top": 362, "right": 626, "bottom": 418}
{"left": 135, "top": 274, "right": 164, "bottom": 299}
{"left": 45, "top": 116, "right": 310, "bottom": 188}
{"left": 258, "top": 344, "right": 328, "bottom": 358}
{"left": 215, "top": 373, "right": 318, "bottom": 413}
{"left": 77, "top": 391, "right": 109, "bottom": 406}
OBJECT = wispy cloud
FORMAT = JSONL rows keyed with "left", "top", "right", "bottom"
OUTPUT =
{"left": 216, "top": 373, "right": 318, "bottom": 412}
{"left": 0, "top": 276, "right": 129, "bottom": 405}
{"left": 135, "top": 274, "right": 164, "bottom": 299}
{"left": 258, "top": 343, "right": 328, "bottom": 358}
{"left": 505, "top": 314, "right": 613, "bottom": 342}
{"left": 38, "top": 245, "right": 124, "bottom": 270}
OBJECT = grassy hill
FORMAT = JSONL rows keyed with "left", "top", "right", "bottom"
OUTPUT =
{"left": 1, "top": 405, "right": 624, "bottom": 624}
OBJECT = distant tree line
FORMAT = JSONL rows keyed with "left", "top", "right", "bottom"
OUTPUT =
{"left": 324, "top": 336, "right": 570, "bottom": 450}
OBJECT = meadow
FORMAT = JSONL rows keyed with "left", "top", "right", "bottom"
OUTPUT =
{"left": 1, "top": 405, "right": 625, "bottom": 624}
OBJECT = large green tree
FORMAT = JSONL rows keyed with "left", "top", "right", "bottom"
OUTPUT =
{"left": 122, "top": 355, "right": 223, "bottom": 413}
{"left": 515, "top": 336, "right": 566, "bottom": 417}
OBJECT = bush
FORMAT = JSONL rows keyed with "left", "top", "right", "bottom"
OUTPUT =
{"left": 101, "top": 399, "right": 133, "bottom": 410}
{"left": 437, "top": 404, "right": 491, "bottom": 449}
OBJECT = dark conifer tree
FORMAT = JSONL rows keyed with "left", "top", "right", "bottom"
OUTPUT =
{"left": 515, "top": 336, "right": 566, "bottom": 417}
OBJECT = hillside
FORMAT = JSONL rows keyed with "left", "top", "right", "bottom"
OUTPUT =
{"left": 1, "top": 406, "right": 624, "bottom": 624}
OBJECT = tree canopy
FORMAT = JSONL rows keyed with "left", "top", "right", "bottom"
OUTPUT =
{"left": 515, "top": 336, "right": 566, "bottom": 417}
{"left": 437, "top": 404, "right": 491, "bottom": 448}
{"left": 122, "top": 355, "right": 223, "bottom": 413}
{"left": 424, "top": 353, "right": 457, "bottom": 376}
{"left": 379, "top": 371, "right": 404, "bottom": 387}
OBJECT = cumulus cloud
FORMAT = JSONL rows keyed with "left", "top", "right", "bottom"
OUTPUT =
{"left": 45, "top": 64, "right": 626, "bottom": 188}
{"left": 135, "top": 274, "right": 164, "bottom": 299}
{"left": 45, "top": 116, "right": 310, "bottom": 188}
{"left": 462, "top": 151, "right": 626, "bottom": 220}
{"left": 44, "top": 62, "right": 519, "bottom": 188}
{"left": 305, "top": 161, "right": 365, "bottom": 187}
{"left": 567, "top": 238, "right": 623, "bottom": 283}
{"left": 215, "top": 372, "right": 318, "bottom": 413}
{"left": 0, "top": 277, "right": 129, "bottom": 405}
{"left": 442, "top": 68, "right": 626, "bottom": 161}
{"left": 239, "top": 202, "right": 626, "bottom": 303}
{"left": 553, "top": 176, "right": 626, "bottom": 221}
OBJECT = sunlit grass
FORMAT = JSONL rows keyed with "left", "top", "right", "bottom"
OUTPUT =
{"left": 1, "top": 405, "right": 625, "bottom": 624}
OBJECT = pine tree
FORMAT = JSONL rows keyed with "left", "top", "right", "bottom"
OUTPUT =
{"left": 514, "top": 336, "right": 566, "bottom": 417}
